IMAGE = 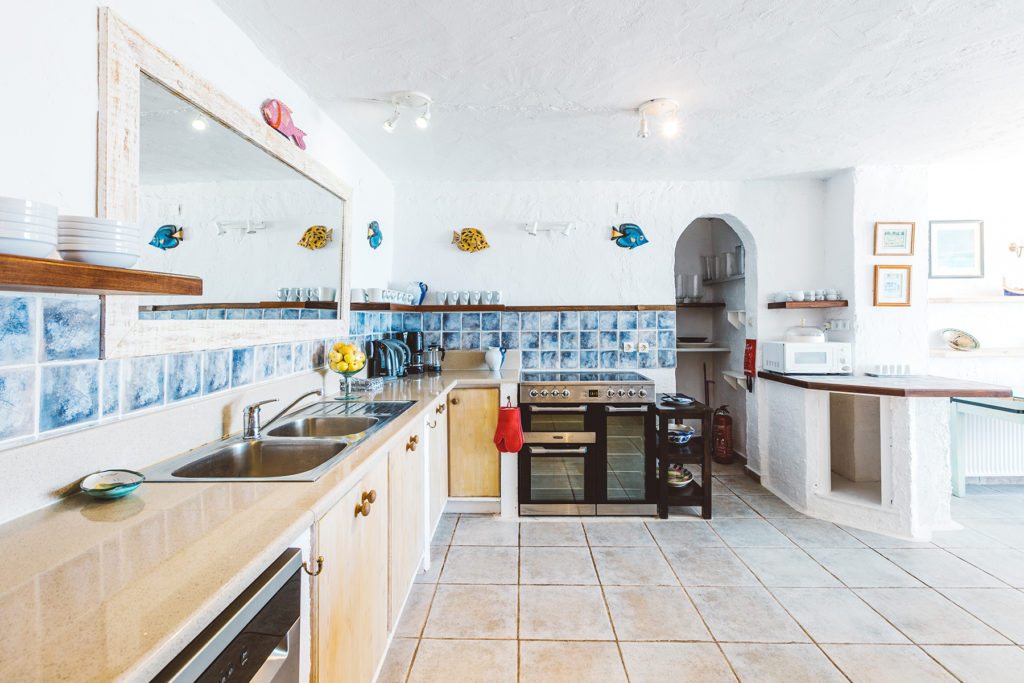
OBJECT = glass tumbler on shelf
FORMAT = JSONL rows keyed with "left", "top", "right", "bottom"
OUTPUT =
{"left": 675, "top": 274, "right": 686, "bottom": 301}
{"left": 688, "top": 274, "right": 704, "bottom": 302}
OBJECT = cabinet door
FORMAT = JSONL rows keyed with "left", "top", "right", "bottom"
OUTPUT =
{"left": 448, "top": 387, "right": 501, "bottom": 497}
{"left": 427, "top": 399, "right": 450, "bottom": 532}
{"left": 317, "top": 456, "right": 389, "bottom": 683}
{"left": 389, "top": 424, "right": 427, "bottom": 629}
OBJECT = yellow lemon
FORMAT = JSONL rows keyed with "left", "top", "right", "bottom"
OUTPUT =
{"left": 336, "top": 361, "right": 349, "bottom": 372}
{"left": 332, "top": 342, "right": 346, "bottom": 352}
{"left": 343, "top": 353, "right": 355, "bottom": 363}
{"left": 356, "top": 351, "right": 366, "bottom": 362}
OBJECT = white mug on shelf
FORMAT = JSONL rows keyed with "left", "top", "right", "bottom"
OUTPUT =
{"left": 491, "top": 290, "right": 503, "bottom": 304}
{"left": 436, "top": 291, "right": 448, "bottom": 305}
{"left": 459, "top": 291, "right": 471, "bottom": 305}
{"left": 470, "top": 291, "right": 482, "bottom": 305}
{"left": 483, "top": 291, "right": 494, "bottom": 304}
{"left": 367, "top": 287, "right": 383, "bottom": 303}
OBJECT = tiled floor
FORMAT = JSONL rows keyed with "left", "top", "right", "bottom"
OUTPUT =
{"left": 380, "top": 470, "right": 1024, "bottom": 682}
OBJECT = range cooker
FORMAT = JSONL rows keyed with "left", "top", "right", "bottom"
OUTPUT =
{"left": 518, "top": 371, "right": 657, "bottom": 516}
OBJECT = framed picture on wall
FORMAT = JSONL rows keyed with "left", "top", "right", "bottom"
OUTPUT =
{"left": 929, "top": 220, "right": 984, "bottom": 278}
{"left": 874, "top": 265, "right": 912, "bottom": 306}
{"left": 873, "top": 222, "right": 915, "bottom": 255}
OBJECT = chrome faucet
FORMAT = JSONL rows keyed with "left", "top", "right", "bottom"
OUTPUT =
{"left": 243, "top": 389, "right": 323, "bottom": 439}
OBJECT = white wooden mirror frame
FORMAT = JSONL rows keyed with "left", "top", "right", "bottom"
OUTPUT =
{"left": 97, "top": 8, "right": 352, "bottom": 358}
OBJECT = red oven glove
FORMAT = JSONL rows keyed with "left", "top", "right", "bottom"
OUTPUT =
{"left": 493, "top": 406, "right": 525, "bottom": 453}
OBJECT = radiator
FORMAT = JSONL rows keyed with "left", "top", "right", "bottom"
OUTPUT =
{"left": 962, "top": 412, "right": 1024, "bottom": 476}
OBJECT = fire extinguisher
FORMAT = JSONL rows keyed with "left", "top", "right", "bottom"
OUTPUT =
{"left": 712, "top": 405, "right": 734, "bottom": 465}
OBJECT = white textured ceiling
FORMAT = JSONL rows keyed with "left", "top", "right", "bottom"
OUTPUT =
{"left": 213, "top": 0, "right": 1024, "bottom": 181}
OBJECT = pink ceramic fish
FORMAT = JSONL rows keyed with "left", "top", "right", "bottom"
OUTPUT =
{"left": 261, "top": 98, "right": 307, "bottom": 149}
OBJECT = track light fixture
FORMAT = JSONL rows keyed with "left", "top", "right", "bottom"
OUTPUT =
{"left": 381, "top": 91, "right": 433, "bottom": 133}
{"left": 636, "top": 98, "right": 680, "bottom": 140}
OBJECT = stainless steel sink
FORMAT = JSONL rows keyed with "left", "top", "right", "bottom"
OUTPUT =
{"left": 169, "top": 440, "right": 347, "bottom": 479}
{"left": 266, "top": 416, "right": 379, "bottom": 438}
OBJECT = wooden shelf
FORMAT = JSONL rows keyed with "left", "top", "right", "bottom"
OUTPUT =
{"left": 930, "top": 347, "right": 1024, "bottom": 358}
{"left": 676, "top": 346, "right": 730, "bottom": 353}
{"left": 702, "top": 274, "right": 745, "bottom": 286}
{"left": 676, "top": 302, "right": 726, "bottom": 309}
{"left": 350, "top": 303, "right": 676, "bottom": 313}
{"left": 767, "top": 300, "right": 848, "bottom": 309}
{"left": 140, "top": 300, "right": 336, "bottom": 312}
{"left": 928, "top": 296, "right": 1024, "bottom": 304}
{"left": 0, "top": 253, "right": 201, "bottom": 296}
{"left": 352, "top": 303, "right": 504, "bottom": 312}
{"left": 508, "top": 304, "right": 674, "bottom": 312}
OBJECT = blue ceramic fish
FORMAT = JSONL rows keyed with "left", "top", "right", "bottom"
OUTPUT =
{"left": 611, "top": 223, "right": 649, "bottom": 249}
{"left": 367, "top": 220, "right": 382, "bottom": 249}
{"left": 149, "top": 224, "right": 183, "bottom": 250}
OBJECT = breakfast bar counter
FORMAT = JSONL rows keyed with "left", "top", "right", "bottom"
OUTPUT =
{"left": 758, "top": 371, "right": 1013, "bottom": 398}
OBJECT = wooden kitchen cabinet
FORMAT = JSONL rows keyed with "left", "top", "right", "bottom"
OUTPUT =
{"left": 317, "top": 455, "right": 389, "bottom": 683}
{"left": 427, "top": 397, "right": 450, "bottom": 532}
{"left": 448, "top": 387, "right": 500, "bottom": 497}
{"left": 388, "top": 423, "right": 427, "bottom": 629}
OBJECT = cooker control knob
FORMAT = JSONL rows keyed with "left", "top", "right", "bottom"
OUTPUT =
{"left": 561, "top": 389, "right": 571, "bottom": 398}
{"left": 529, "top": 389, "right": 539, "bottom": 398}
{"left": 627, "top": 389, "right": 636, "bottom": 397}
{"left": 617, "top": 389, "right": 626, "bottom": 397}
{"left": 638, "top": 389, "right": 648, "bottom": 398}
{"left": 606, "top": 389, "right": 615, "bottom": 398}
{"left": 540, "top": 389, "right": 549, "bottom": 397}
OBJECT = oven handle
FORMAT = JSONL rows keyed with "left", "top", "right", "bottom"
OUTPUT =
{"left": 528, "top": 446, "right": 589, "bottom": 455}
{"left": 528, "top": 405, "right": 588, "bottom": 413}
{"left": 604, "top": 405, "right": 649, "bottom": 413}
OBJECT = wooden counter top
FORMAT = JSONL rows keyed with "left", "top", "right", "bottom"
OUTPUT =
{"left": 757, "top": 371, "right": 1013, "bottom": 398}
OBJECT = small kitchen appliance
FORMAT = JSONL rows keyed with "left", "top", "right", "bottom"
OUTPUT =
{"left": 762, "top": 341, "right": 852, "bottom": 375}
{"left": 424, "top": 345, "right": 445, "bottom": 373}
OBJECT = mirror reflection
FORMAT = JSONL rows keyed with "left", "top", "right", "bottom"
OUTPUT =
{"left": 137, "top": 75, "right": 343, "bottom": 320}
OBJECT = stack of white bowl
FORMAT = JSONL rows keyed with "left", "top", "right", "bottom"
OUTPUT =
{"left": 58, "top": 215, "right": 141, "bottom": 268}
{"left": 0, "top": 197, "right": 58, "bottom": 257}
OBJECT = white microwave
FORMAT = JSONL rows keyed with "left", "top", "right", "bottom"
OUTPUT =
{"left": 762, "top": 341, "right": 852, "bottom": 375}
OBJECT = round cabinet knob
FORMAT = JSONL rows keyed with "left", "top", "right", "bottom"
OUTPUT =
{"left": 529, "top": 389, "right": 539, "bottom": 398}
{"left": 617, "top": 389, "right": 626, "bottom": 397}
{"left": 561, "top": 389, "right": 571, "bottom": 398}
{"left": 638, "top": 389, "right": 648, "bottom": 398}
{"left": 627, "top": 389, "right": 636, "bottom": 397}
{"left": 540, "top": 390, "right": 549, "bottom": 397}
{"left": 606, "top": 389, "right": 615, "bottom": 398}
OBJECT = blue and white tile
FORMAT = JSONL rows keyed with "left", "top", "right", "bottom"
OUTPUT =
{"left": 0, "top": 296, "right": 35, "bottom": 366}
{"left": 275, "top": 344, "right": 293, "bottom": 376}
{"left": 41, "top": 297, "right": 100, "bottom": 361}
{"left": 424, "top": 331, "right": 442, "bottom": 348}
{"left": 540, "top": 331, "right": 559, "bottom": 350}
{"left": 293, "top": 342, "right": 312, "bottom": 371}
{"left": 203, "top": 350, "right": 230, "bottom": 394}
{"left": 600, "top": 351, "right": 619, "bottom": 369}
{"left": 621, "top": 330, "right": 637, "bottom": 347}
{"left": 311, "top": 340, "right": 326, "bottom": 369}
{"left": 321, "top": 308, "right": 338, "bottom": 320}
{"left": 139, "top": 311, "right": 156, "bottom": 321}
{"left": 208, "top": 308, "right": 227, "bottom": 320}
{"left": 226, "top": 309, "right": 246, "bottom": 320}
{"left": 39, "top": 363, "right": 99, "bottom": 431}
{"left": 256, "top": 345, "right": 276, "bottom": 380}
{"left": 126, "top": 355, "right": 166, "bottom": 411}
{"left": 658, "top": 330, "right": 676, "bottom": 349}
{"left": 231, "top": 348, "right": 255, "bottom": 387}
{"left": 481, "top": 312, "right": 500, "bottom": 331}
{"left": 169, "top": 310, "right": 189, "bottom": 321}
{"left": 461, "top": 332, "right": 481, "bottom": 350}
{"left": 245, "top": 309, "right": 262, "bottom": 320}
{"left": 559, "top": 312, "right": 579, "bottom": 330}
{"left": 0, "top": 368, "right": 35, "bottom": 440}
{"left": 443, "top": 313, "right": 462, "bottom": 330}
{"left": 187, "top": 309, "right": 207, "bottom": 321}
{"left": 599, "top": 312, "right": 618, "bottom": 330}
{"left": 521, "top": 332, "right": 540, "bottom": 350}
{"left": 619, "top": 351, "right": 638, "bottom": 368}
{"left": 260, "top": 308, "right": 280, "bottom": 321}
{"left": 501, "top": 312, "right": 520, "bottom": 332}
{"left": 600, "top": 331, "right": 619, "bottom": 350}
{"left": 580, "top": 311, "right": 599, "bottom": 331}
{"left": 299, "top": 309, "right": 318, "bottom": 320}
{"left": 482, "top": 332, "right": 501, "bottom": 349}
{"left": 443, "top": 332, "right": 461, "bottom": 349}
{"left": 168, "top": 352, "right": 202, "bottom": 402}
{"left": 639, "top": 351, "right": 658, "bottom": 369}
{"left": 658, "top": 350, "right": 677, "bottom": 368}
{"left": 282, "top": 309, "right": 300, "bottom": 321}
{"left": 403, "top": 313, "right": 422, "bottom": 331}
{"left": 539, "top": 312, "right": 559, "bottom": 331}
{"left": 640, "top": 330, "right": 658, "bottom": 348}
{"left": 560, "top": 331, "right": 578, "bottom": 349}
{"left": 559, "top": 351, "right": 579, "bottom": 369}
{"left": 617, "top": 311, "right": 637, "bottom": 330}
{"left": 580, "top": 331, "right": 598, "bottom": 350}
{"left": 101, "top": 359, "right": 120, "bottom": 416}
{"left": 639, "top": 311, "right": 658, "bottom": 330}
{"left": 522, "top": 351, "right": 540, "bottom": 369}
{"left": 658, "top": 311, "right": 675, "bottom": 329}
{"left": 501, "top": 332, "right": 520, "bottom": 349}
{"left": 423, "top": 313, "right": 442, "bottom": 331}
{"left": 521, "top": 312, "right": 540, "bottom": 330}
{"left": 461, "top": 313, "right": 481, "bottom": 331}
{"left": 540, "top": 351, "right": 558, "bottom": 369}
{"left": 581, "top": 350, "right": 599, "bottom": 369}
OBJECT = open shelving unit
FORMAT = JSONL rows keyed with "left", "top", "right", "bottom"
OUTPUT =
{"left": 767, "top": 300, "right": 848, "bottom": 310}
{"left": 655, "top": 396, "right": 714, "bottom": 519}
{"left": 0, "top": 253, "right": 202, "bottom": 296}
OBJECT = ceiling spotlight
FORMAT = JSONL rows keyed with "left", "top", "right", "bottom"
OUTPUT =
{"left": 382, "top": 107, "right": 400, "bottom": 133}
{"left": 415, "top": 103, "right": 432, "bottom": 129}
{"left": 191, "top": 115, "right": 208, "bottom": 131}
{"left": 636, "top": 98, "right": 680, "bottom": 140}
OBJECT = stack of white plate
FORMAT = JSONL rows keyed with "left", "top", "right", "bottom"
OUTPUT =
{"left": 58, "top": 215, "right": 141, "bottom": 268}
{"left": 0, "top": 197, "right": 58, "bottom": 257}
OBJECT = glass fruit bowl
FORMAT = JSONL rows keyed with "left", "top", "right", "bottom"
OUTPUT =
{"left": 328, "top": 341, "right": 367, "bottom": 400}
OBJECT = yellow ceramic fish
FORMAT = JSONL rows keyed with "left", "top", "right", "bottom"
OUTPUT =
{"left": 298, "top": 225, "right": 332, "bottom": 250}
{"left": 452, "top": 228, "right": 489, "bottom": 253}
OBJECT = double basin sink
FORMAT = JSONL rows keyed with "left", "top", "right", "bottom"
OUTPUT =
{"left": 145, "top": 401, "right": 415, "bottom": 482}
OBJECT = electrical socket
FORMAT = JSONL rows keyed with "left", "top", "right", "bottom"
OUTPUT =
{"left": 637, "top": 341, "right": 650, "bottom": 353}
{"left": 828, "top": 318, "right": 852, "bottom": 331}
{"left": 622, "top": 341, "right": 635, "bottom": 352}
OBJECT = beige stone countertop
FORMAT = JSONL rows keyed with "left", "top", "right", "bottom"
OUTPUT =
{"left": 757, "top": 371, "right": 1013, "bottom": 398}
{"left": 0, "top": 368, "right": 517, "bottom": 682}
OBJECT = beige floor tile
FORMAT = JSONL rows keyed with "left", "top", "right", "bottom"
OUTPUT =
{"left": 519, "top": 641, "right": 627, "bottom": 683}
{"left": 664, "top": 547, "right": 760, "bottom": 586}
{"left": 688, "top": 586, "right": 809, "bottom": 642}
{"left": 964, "top": 520, "right": 1024, "bottom": 548}
{"left": 710, "top": 519, "right": 795, "bottom": 547}
{"left": 619, "top": 642, "right": 736, "bottom": 682}
{"left": 721, "top": 643, "right": 846, "bottom": 681}
{"left": 604, "top": 586, "right": 710, "bottom": 641}
{"left": 770, "top": 587, "right": 909, "bottom": 643}
{"left": 583, "top": 520, "right": 656, "bottom": 546}
{"left": 520, "top": 520, "right": 587, "bottom": 546}
{"left": 395, "top": 583, "right": 436, "bottom": 637}
{"left": 840, "top": 525, "right": 934, "bottom": 548}
{"left": 743, "top": 495, "right": 806, "bottom": 518}
{"left": 377, "top": 637, "right": 418, "bottom": 683}
{"left": 431, "top": 514, "right": 457, "bottom": 544}
{"left": 733, "top": 547, "right": 842, "bottom": 587}
{"left": 947, "top": 548, "right": 1024, "bottom": 587}
{"left": 806, "top": 548, "right": 924, "bottom": 587}
{"left": 716, "top": 475, "right": 768, "bottom": 497}
{"left": 821, "top": 644, "right": 955, "bottom": 682}
{"left": 855, "top": 588, "right": 1010, "bottom": 644}
{"left": 422, "top": 584, "right": 518, "bottom": 639}
{"left": 924, "top": 645, "right": 1024, "bottom": 683}
{"left": 520, "top": 546, "right": 598, "bottom": 585}
{"left": 645, "top": 520, "right": 724, "bottom": 547}
{"left": 939, "top": 588, "right": 1024, "bottom": 644}
{"left": 415, "top": 544, "right": 449, "bottom": 584}
{"left": 439, "top": 545, "right": 519, "bottom": 584}
{"left": 591, "top": 546, "right": 678, "bottom": 585}
{"left": 931, "top": 528, "right": 1008, "bottom": 549}
{"left": 709, "top": 495, "right": 759, "bottom": 518}
{"left": 769, "top": 518, "right": 865, "bottom": 548}
{"left": 452, "top": 517, "right": 519, "bottom": 546}
{"left": 409, "top": 639, "right": 517, "bottom": 683}
{"left": 518, "top": 585, "right": 614, "bottom": 640}
{"left": 879, "top": 549, "right": 1006, "bottom": 587}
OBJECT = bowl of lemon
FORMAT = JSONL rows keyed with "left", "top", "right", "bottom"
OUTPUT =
{"left": 328, "top": 341, "right": 367, "bottom": 400}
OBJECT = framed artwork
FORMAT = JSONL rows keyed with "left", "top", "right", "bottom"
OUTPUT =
{"left": 873, "top": 222, "right": 915, "bottom": 255}
{"left": 929, "top": 220, "right": 984, "bottom": 278}
{"left": 874, "top": 265, "right": 912, "bottom": 306}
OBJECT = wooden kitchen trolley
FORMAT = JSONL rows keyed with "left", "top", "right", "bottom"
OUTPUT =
{"left": 655, "top": 396, "right": 713, "bottom": 519}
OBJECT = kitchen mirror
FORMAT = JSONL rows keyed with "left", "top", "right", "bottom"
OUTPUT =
{"left": 97, "top": 9, "right": 351, "bottom": 358}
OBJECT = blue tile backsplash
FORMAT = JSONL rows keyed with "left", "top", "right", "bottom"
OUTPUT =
{"left": 168, "top": 353, "right": 201, "bottom": 402}
{"left": 41, "top": 298, "right": 100, "bottom": 361}
{"left": 39, "top": 363, "right": 99, "bottom": 431}
{"left": 0, "top": 368, "right": 35, "bottom": 440}
{"left": 0, "top": 297, "right": 35, "bottom": 366}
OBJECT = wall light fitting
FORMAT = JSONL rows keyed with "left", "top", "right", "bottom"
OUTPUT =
{"left": 382, "top": 91, "right": 433, "bottom": 133}
{"left": 191, "top": 115, "right": 208, "bottom": 131}
{"left": 636, "top": 99, "right": 680, "bottom": 139}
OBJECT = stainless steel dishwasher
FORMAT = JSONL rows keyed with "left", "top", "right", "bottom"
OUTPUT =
{"left": 154, "top": 548, "right": 302, "bottom": 682}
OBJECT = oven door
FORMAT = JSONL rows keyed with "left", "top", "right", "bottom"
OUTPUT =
{"left": 599, "top": 404, "right": 656, "bottom": 514}
{"left": 520, "top": 404, "right": 598, "bottom": 515}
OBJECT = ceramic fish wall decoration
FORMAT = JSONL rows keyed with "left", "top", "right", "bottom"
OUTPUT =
{"left": 298, "top": 225, "right": 332, "bottom": 250}
{"left": 261, "top": 99, "right": 307, "bottom": 150}
{"left": 367, "top": 220, "right": 383, "bottom": 249}
{"left": 149, "top": 224, "right": 183, "bottom": 250}
{"left": 452, "top": 227, "right": 490, "bottom": 253}
{"left": 611, "top": 223, "right": 650, "bottom": 249}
